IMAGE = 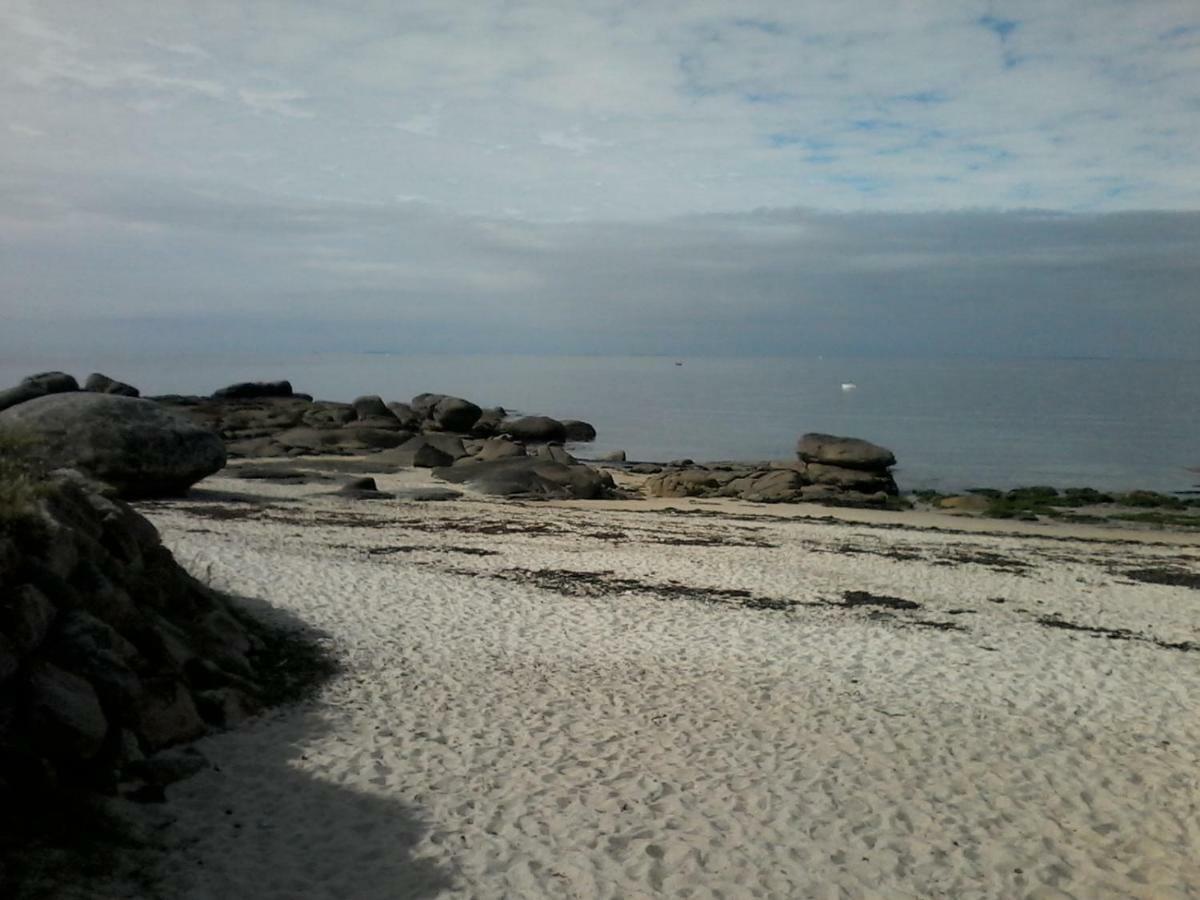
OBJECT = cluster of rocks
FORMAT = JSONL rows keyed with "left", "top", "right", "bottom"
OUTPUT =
{"left": 0, "top": 475, "right": 301, "bottom": 806}
{"left": 0, "top": 371, "right": 139, "bottom": 414}
{"left": 642, "top": 433, "right": 899, "bottom": 507}
{"left": 152, "top": 381, "right": 598, "bottom": 464}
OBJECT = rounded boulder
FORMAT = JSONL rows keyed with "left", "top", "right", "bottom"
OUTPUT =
{"left": 0, "top": 393, "right": 226, "bottom": 498}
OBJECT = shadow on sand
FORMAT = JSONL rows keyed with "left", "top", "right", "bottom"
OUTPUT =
{"left": 4, "top": 594, "right": 458, "bottom": 900}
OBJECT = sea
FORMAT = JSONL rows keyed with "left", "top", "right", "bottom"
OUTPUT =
{"left": 2, "top": 352, "right": 1198, "bottom": 495}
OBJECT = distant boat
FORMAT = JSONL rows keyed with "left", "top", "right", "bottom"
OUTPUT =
{"left": 674, "top": 361, "right": 684, "bottom": 366}
{"left": 841, "top": 383, "right": 857, "bottom": 391}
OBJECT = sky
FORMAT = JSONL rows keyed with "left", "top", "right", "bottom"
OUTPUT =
{"left": 2, "top": 0, "right": 1199, "bottom": 359}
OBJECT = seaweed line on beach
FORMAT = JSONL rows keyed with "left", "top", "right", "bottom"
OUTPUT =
{"left": 1035, "top": 615, "right": 1200, "bottom": 653}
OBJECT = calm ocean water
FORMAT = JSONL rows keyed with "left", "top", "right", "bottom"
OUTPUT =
{"left": 2, "top": 352, "right": 1198, "bottom": 494}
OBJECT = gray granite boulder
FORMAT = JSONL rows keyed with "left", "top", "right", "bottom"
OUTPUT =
{"left": 416, "top": 395, "right": 482, "bottom": 433}
{"left": 501, "top": 415, "right": 566, "bottom": 443}
{"left": 84, "top": 373, "right": 139, "bottom": 397}
{"left": 562, "top": 420, "right": 597, "bottom": 442}
{"left": 212, "top": 380, "right": 293, "bottom": 400}
{"left": 434, "top": 456, "right": 613, "bottom": 500}
{"left": 0, "top": 371, "right": 80, "bottom": 413}
{"left": 796, "top": 433, "right": 896, "bottom": 470}
{"left": 352, "top": 395, "right": 393, "bottom": 420}
{"left": 0, "top": 393, "right": 226, "bottom": 498}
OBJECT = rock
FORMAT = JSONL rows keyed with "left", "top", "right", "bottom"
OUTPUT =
{"left": 301, "top": 402, "right": 356, "bottom": 429}
{"left": 471, "top": 407, "right": 506, "bottom": 437}
{"left": 470, "top": 438, "right": 526, "bottom": 462}
{"left": 537, "top": 444, "right": 577, "bottom": 465}
{"left": 272, "top": 427, "right": 366, "bottom": 454}
{"left": 389, "top": 437, "right": 455, "bottom": 468}
{"left": 804, "top": 462, "right": 897, "bottom": 494}
{"left": 410, "top": 391, "right": 483, "bottom": 429}
{"left": 344, "top": 415, "right": 407, "bottom": 431}
{"left": 796, "top": 433, "right": 896, "bottom": 471}
{"left": 334, "top": 477, "right": 393, "bottom": 500}
{"left": 193, "top": 688, "right": 260, "bottom": 728}
{"left": 27, "top": 662, "right": 109, "bottom": 760}
{"left": 561, "top": 420, "right": 597, "bottom": 442}
{"left": 136, "top": 678, "right": 206, "bottom": 751}
{"left": 419, "top": 433, "right": 469, "bottom": 460}
{"left": 644, "top": 469, "right": 723, "bottom": 498}
{"left": 409, "top": 393, "right": 446, "bottom": 418}
{"left": 501, "top": 416, "right": 566, "bottom": 443}
{"left": 597, "top": 450, "right": 626, "bottom": 462}
{"left": 84, "top": 373, "right": 139, "bottom": 397}
{"left": 352, "top": 395, "right": 393, "bottom": 420}
{"left": 212, "top": 381, "right": 293, "bottom": 400}
{"left": 738, "top": 469, "right": 805, "bottom": 503}
{"left": 338, "top": 426, "right": 411, "bottom": 449}
{"left": 0, "top": 371, "right": 79, "bottom": 412}
{"left": 668, "top": 459, "right": 695, "bottom": 468}
{"left": 433, "top": 457, "right": 613, "bottom": 500}
{"left": 1, "top": 585, "right": 57, "bottom": 653}
{"left": 385, "top": 402, "right": 421, "bottom": 430}
{"left": 0, "top": 394, "right": 226, "bottom": 499}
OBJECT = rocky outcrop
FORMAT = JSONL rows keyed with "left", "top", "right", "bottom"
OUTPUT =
{"left": 641, "top": 434, "right": 899, "bottom": 507}
{"left": 211, "top": 381, "right": 293, "bottom": 400}
{"left": 0, "top": 474, "right": 329, "bottom": 807}
{"left": 0, "top": 372, "right": 80, "bottom": 413}
{"left": 408, "top": 394, "right": 482, "bottom": 433}
{"left": 501, "top": 416, "right": 567, "bottom": 443}
{"left": 84, "top": 373, "right": 139, "bottom": 397}
{"left": 0, "top": 394, "right": 226, "bottom": 499}
{"left": 796, "top": 433, "right": 896, "bottom": 470}
{"left": 433, "top": 457, "right": 614, "bottom": 500}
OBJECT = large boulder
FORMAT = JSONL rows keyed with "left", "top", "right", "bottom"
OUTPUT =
{"left": 802, "top": 462, "right": 897, "bottom": 494}
{"left": 412, "top": 394, "right": 482, "bottom": 433}
{"left": 212, "top": 381, "right": 293, "bottom": 400}
{"left": 84, "top": 373, "right": 139, "bottom": 397}
{"left": 501, "top": 416, "right": 567, "bottom": 443}
{"left": 434, "top": 457, "right": 613, "bottom": 500}
{"left": 0, "top": 394, "right": 226, "bottom": 498}
{"left": 27, "top": 662, "right": 109, "bottom": 760}
{"left": 385, "top": 402, "right": 421, "bottom": 430}
{"left": 0, "top": 371, "right": 79, "bottom": 413}
{"left": 301, "top": 402, "right": 356, "bottom": 430}
{"left": 467, "top": 437, "right": 526, "bottom": 463}
{"left": 471, "top": 407, "right": 506, "bottom": 437}
{"left": 797, "top": 433, "right": 895, "bottom": 470}
{"left": 561, "top": 420, "right": 597, "bottom": 442}
{"left": 351, "top": 395, "right": 393, "bottom": 420}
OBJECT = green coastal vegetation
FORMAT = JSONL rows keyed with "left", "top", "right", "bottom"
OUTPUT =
{"left": 909, "top": 485, "right": 1200, "bottom": 528}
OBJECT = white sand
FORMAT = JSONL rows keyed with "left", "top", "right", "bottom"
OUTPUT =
{"left": 105, "top": 466, "right": 1200, "bottom": 898}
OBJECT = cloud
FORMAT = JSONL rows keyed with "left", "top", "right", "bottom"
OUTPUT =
{"left": 1, "top": 174, "right": 1197, "bottom": 359}
{"left": 237, "top": 88, "right": 315, "bottom": 119}
{"left": 538, "top": 129, "right": 610, "bottom": 154}
{"left": 1, "top": 1, "right": 1196, "bottom": 218}
{"left": 0, "top": 1, "right": 1197, "bottom": 363}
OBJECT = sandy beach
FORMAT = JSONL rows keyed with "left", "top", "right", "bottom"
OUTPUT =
{"left": 78, "top": 462, "right": 1200, "bottom": 899}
